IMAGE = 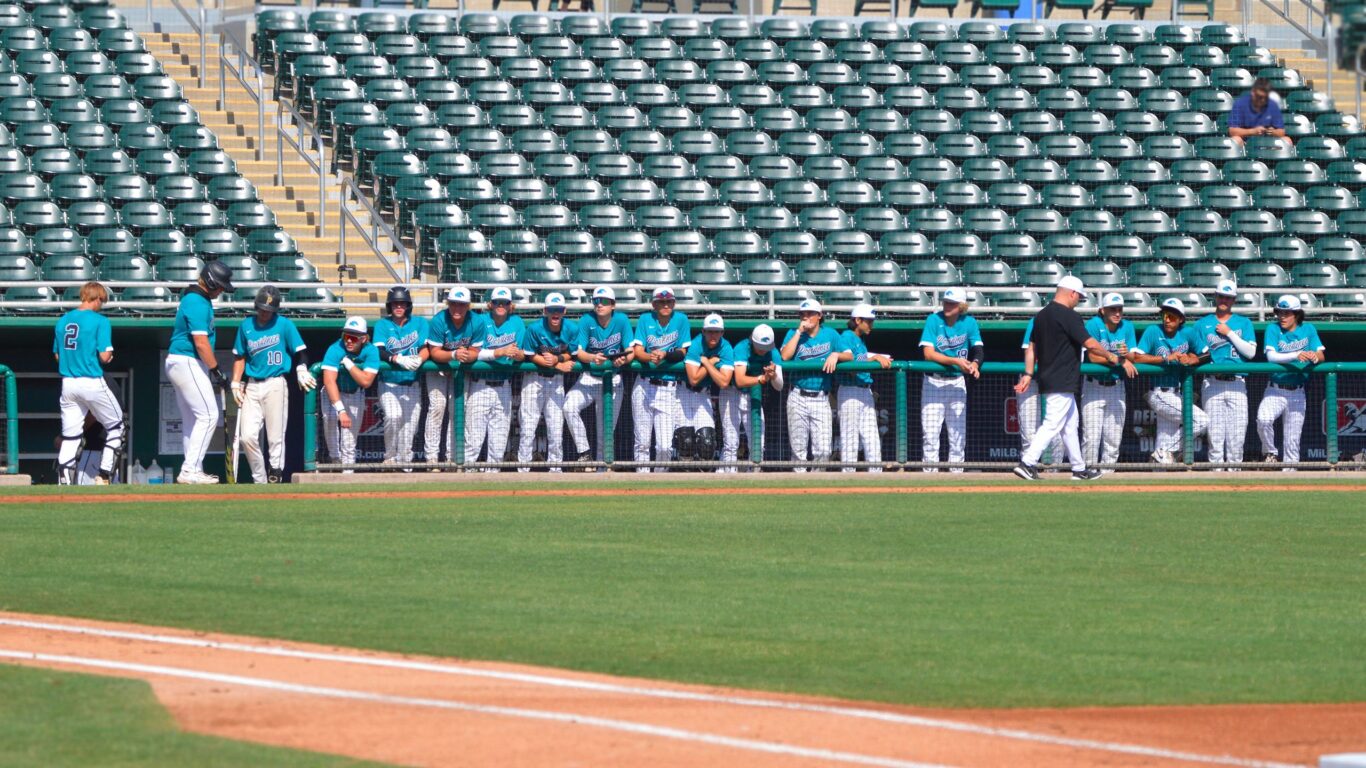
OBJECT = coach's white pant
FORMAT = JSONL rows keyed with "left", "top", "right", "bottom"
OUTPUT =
{"left": 1018, "top": 380, "right": 1064, "bottom": 464}
{"left": 379, "top": 379, "right": 421, "bottom": 465}
{"left": 519, "top": 373, "right": 566, "bottom": 467}
{"left": 838, "top": 385, "right": 881, "bottom": 472}
{"left": 1081, "top": 377, "right": 1126, "bottom": 467}
{"left": 466, "top": 378, "right": 513, "bottom": 468}
{"left": 322, "top": 390, "right": 365, "bottom": 467}
{"left": 1147, "top": 387, "right": 1209, "bottom": 457}
{"left": 1202, "top": 377, "right": 1248, "bottom": 465}
{"left": 240, "top": 376, "right": 287, "bottom": 483}
{"left": 1023, "top": 392, "right": 1085, "bottom": 472}
{"left": 164, "top": 355, "right": 218, "bottom": 475}
{"left": 632, "top": 378, "right": 682, "bottom": 470}
{"left": 786, "top": 388, "right": 832, "bottom": 471}
{"left": 921, "top": 375, "right": 966, "bottom": 472}
{"left": 423, "top": 371, "right": 454, "bottom": 463}
{"left": 719, "top": 388, "right": 761, "bottom": 472}
{"left": 1257, "top": 384, "right": 1306, "bottom": 463}
{"left": 564, "top": 373, "right": 624, "bottom": 460}
{"left": 57, "top": 376, "right": 124, "bottom": 482}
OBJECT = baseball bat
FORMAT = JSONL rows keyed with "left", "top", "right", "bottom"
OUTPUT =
{"left": 230, "top": 394, "right": 242, "bottom": 485}
{"left": 220, "top": 388, "right": 236, "bottom": 485}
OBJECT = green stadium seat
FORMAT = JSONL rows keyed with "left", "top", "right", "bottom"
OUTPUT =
{"left": 1235, "top": 262, "right": 1290, "bottom": 288}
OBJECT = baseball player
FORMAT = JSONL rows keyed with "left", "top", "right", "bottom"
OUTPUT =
{"left": 465, "top": 287, "right": 526, "bottom": 469}
{"left": 1015, "top": 316, "right": 1063, "bottom": 463}
{"left": 1080, "top": 292, "right": 1139, "bottom": 469}
{"left": 567, "top": 286, "right": 634, "bottom": 466}
{"left": 164, "top": 260, "right": 234, "bottom": 484}
{"left": 53, "top": 281, "right": 123, "bottom": 485}
{"left": 518, "top": 292, "right": 578, "bottom": 472}
{"left": 721, "top": 323, "right": 783, "bottom": 472}
{"left": 837, "top": 303, "right": 892, "bottom": 473}
{"left": 1194, "top": 280, "right": 1257, "bottom": 468}
{"left": 425, "top": 285, "right": 486, "bottom": 467}
{"left": 230, "top": 285, "right": 314, "bottom": 484}
{"left": 631, "top": 287, "right": 691, "bottom": 472}
{"left": 1132, "top": 298, "right": 1210, "bottom": 464}
{"left": 781, "top": 299, "right": 850, "bottom": 472}
{"left": 1258, "top": 294, "right": 1326, "bottom": 466}
{"left": 320, "top": 316, "right": 380, "bottom": 470}
{"left": 680, "top": 312, "right": 734, "bottom": 466}
{"left": 919, "top": 287, "right": 984, "bottom": 472}
{"left": 373, "top": 286, "right": 429, "bottom": 467}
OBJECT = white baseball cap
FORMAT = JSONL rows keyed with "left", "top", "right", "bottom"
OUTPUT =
{"left": 1275, "top": 294, "right": 1302, "bottom": 311}
{"left": 592, "top": 285, "right": 616, "bottom": 302}
{"left": 445, "top": 285, "right": 472, "bottom": 304}
{"left": 489, "top": 286, "right": 513, "bottom": 302}
{"left": 851, "top": 302, "right": 876, "bottom": 319}
{"left": 703, "top": 312, "right": 724, "bottom": 330}
{"left": 798, "top": 298, "right": 824, "bottom": 314}
{"left": 652, "top": 286, "right": 676, "bottom": 301}
{"left": 544, "top": 291, "right": 566, "bottom": 310}
{"left": 1215, "top": 280, "right": 1238, "bottom": 297}
{"left": 1100, "top": 292, "right": 1125, "bottom": 309}
{"left": 751, "top": 323, "right": 775, "bottom": 353}
{"left": 1057, "top": 275, "right": 1087, "bottom": 298}
{"left": 1160, "top": 297, "right": 1187, "bottom": 316}
{"left": 941, "top": 287, "right": 967, "bottom": 304}
{"left": 342, "top": 316, "right": 368, "bottom": 336}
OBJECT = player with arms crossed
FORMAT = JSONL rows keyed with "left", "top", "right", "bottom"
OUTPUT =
{"left": 1079, "top": 292, "right": 1139, "bottom": 470}
{"left": 721, "top": 324, "right": 783, "bottom": 472}
{"left": 566, "top": 286, "right": 634, "bottom": 467}
{"left": 164, "top": 261, "right": 233, "bottom": 484}
{"left": 321, "top": 316, "right": 380, "bottom": 471}
{"left": 230, "top": 285, "right": 313, "bottom": 483}
{"left": 519, "top": 292, "right": 577, "bottom": 471}
{"left": 1257, "top": 295, "right": 1325, "bottom": 467}
{"left": 53, "top": 281, "right": 123, "bottom": 485}
{"left": 1132, "top": 298, "right": 1210, "bottom": 464}
{"left": 838, "top": 304, "right": 892, "bottom": 473}
{"left": 632, "top": 287, "right": 690, "bottom": 472}
{"left": 680, "top": 313, "right": 733, "bottom": 466}
{"left": 1194, "top": 281, "right": 1256, "bottom": 468}
{"left": 781, "top": 299, "right": 850, "bottom": 472}
{"left": 373, "top": 286, "right": 428, "bottom": 467}
{"left": 465, "top": 287, "right": 525, "bottom": 470}
{"left": 919, "top": 288, "right": 983, "bottom": 472}
{"left": 424, "top": 285, "right": 485, "bottom": 467}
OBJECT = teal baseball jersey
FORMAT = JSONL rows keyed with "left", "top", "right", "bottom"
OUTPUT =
{"left": 732, "top": 339, "right": 781, "bottom": 381}
{"left": 919, "top": 312, "right": 983, "bottom": 359}
{"left": 575, "top": 312, "right": 634, "bottom": 359}
{"left": 1084, "top": 316, "right": 1138, "bottom": 382}
{"left": 684, "top": 333, "right": 734, "bottom": 394}
{"left": 321, "top": 339, "right": 380, "bottom": 394}
{"left": 426, "top": 310, "right": 486, "bottom": 351}
{"left": 837, "top": 329, "right": 876, "bottom": 387}
{"left": 168, "top": 289, "right": 215, "bottom": 357}
{"left": 233, "top": 314, "right": 306, "bottom": 380}
{"left": 522, "top": 316, "right": 578, "bottom": 356}
{"left": 781, "top": 326, "right": 846, "bottom": 393}
{"left": 1193, "top": 313, "right": 1256, "bottom": 365}
{"left": 373, "top": 315, "right": 430, "bottom": 384}
{"left": 476, "top": 315, "right": 526, "bottom": 380}
{"left": 1136, "top": 324, "right": 1207, "bottom": 388}
{"left": 53, "top": 308, "right": 111, "bottom": 378}
{"left": 634, "top": 311, "right": 691, "bottom": 382}
{"left": 1264, "top": 323, "right": 1325, "bottom": 387}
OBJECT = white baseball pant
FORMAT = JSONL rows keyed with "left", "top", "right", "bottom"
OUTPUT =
{"left": 518, "top": 373, "right": 566, "bottom": 469}
{"left": 239, "top": 376, "right": 288, "bottom": 483}
{"left": 164, "top": 355, "right": 218, "bottom": 475}
{"left": 1022, "top": 392, "right": 1085, "bottom": 472}
{"left": 921, "top": 376, "right": 966, "bottom": 472}
{"left": 322, "top": 389, "right": 366, "bottom": 469}
{"left": 719, "top": 388, "right": 761, "bottom": 472}
{"left": 678, "top": 385, "right": 715, "bottom": 430}
{"left": 379, "top": 380, "right": 421, "bottom": 465}
{"left": 1018, "top": 380, "right": 1064, "bottom": 464}
{"left": 1146, "top": 387, "right": 1209, "bottom": 457}
{"left": 76, "top": 450, "right": 102, "bottom": 484}
{"left": 786, "top": 388, "right": 832, "bottom": 471}
{"left": 564, "top": 373, "right": 624, "bottom": 460}
{"left": 423, "top": 371, "right": 451, "bottom": 463}
{"left": 1081, "top": 377, "right": 1126, "bottom": 467}
{"left": 1202, "top": 377, "right": 1248, "bottom": 465}
{"left": 56, "top": 377, "right": 124, "bottom": 483}
{"left": 1256, "top": 384, "right": 1306, "bottom": 463}
{"left": 632, "top": 378, "right": 682, "bottom": 471}
{"left": 466, "top": 379, "right": 513, "bottom": 469}
{"left": 838, "top": 385, "right": 881, "bottom": 472}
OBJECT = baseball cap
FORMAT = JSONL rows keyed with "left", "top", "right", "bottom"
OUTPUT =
{"left": 489, "top": 286, "right": 513, "bottom": 303}
{"left": 1215, "top": 279, "right": 1238, "bottom": 297}
{"left": 703, "top": 312, "right": 724, "bottom": 330}
{"left": 652, "top": 286, "right": 675, "bottom": 301}
{"left": 941, "top": 287, "right": 967, "bottom": 304}
{"left": 1160, "top": 297, "right": 1186, "bottom": 316}
{"left": 1275, "top": 294, "right": 1302, "bottom": 311}
{"left": 445, "top": 285, "right": 471, "bottom": 304}
{"left": 544, "top": 292, "right": 567, "bottom": 311}
{"left": 798, "top": 298, "right": 824, "bottom": 314}
{"left": 851, "top": 302, "right": 876, "bottom": 320}
{"left": 751, "top": 323, "right": 775, "bottom": 353}
{"left": 1057, "top": 275, "right": 1088, "bottom": 298}
{"left": 592, "top": 286, "right": 616, "bottom": 302}
{"left": 1100, "top": 292, "right": 1125, "bottom": 309}
{"left": 342, "top": 316, "right": 368, "bottom": 336}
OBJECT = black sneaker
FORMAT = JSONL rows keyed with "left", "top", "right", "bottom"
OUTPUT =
{"left": 576, "top": 450, "right": 595, "bottom": 472}
{"left": 267, "top": 473, "right": 281, "bottom": 484}
{"left": 1012, "top": 462, "right": 1040, "bottom": 481}
{"left": 1071, "top": 468, "right": 1104, "bottom": 481}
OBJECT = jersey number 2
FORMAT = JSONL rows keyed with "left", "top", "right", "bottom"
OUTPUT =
{"left": 63, "top": 324, "right": 79, "bottom": 350}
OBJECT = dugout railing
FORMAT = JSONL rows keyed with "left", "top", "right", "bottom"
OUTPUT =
{"left": 301, "top": 360, "right": 1366, "bottom": 473}
{"left": 0, "top": 364, "right": 15, "bottom": 474}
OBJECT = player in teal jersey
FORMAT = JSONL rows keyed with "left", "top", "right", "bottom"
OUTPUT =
{"left": 230, "top": 285, "right": 313, "bottom": 483}
{"left": 53, "top": 282, "right": 122, "bottom": 485}
{"left": 373, "top": 286, "right": 429, "bottom": 467}
{"left": 1132, "top": 298, "right": 1210, "bottom": 464}
{"left": 164, "top": 260, "right": 234, "bottom": 484}
{"left": 321, "top": 316, "right": 380, "bottom": 470}
{"left": 918, "top": 288, "right": 984, "bottom": 472}
{"left": 1193, "top": 280, "right": 1258, "bottom": 467}
{"left": 1080, "top": 292, "right": 1139, "bottom": 469}
{"left": 518, "top": 292, "right": 578, "bottom": 471}
{"left": 466, "top": 287, "right": 526, "bottom": 470}
{"left": 680, "top": 312, "right": 734, "bottom": 465}
{"left": 836, "top": 303, "right": 892, "bottom": 473}
{"left": 1257, "top": 295, "right": 1326, "bottom": 466}
{"left": 781, "top": 298, "right": 851, "bottom": 471}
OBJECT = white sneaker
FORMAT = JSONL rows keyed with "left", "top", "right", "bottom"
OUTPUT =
{"left": 1151, "top": 450, "right": 1174, "bottom": 465}
{"left": 176, "top": 470, "right": 218, "bottom": 485}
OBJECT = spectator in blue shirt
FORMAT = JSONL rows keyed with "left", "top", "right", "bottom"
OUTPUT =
{"left": 1228, "top": 78, "right": 1291, "bottom": 145}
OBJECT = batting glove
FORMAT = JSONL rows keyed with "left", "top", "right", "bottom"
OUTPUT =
{"left": 232, "top": 381, "right": 246, "bottom": 407}
{"left": 296, "top": 365, "right": 317, "bottom": 392}
{"left": 403, "top": 355, "right": 423, "bottom": 372}
{"left": 208, "top": 367, "right": 227, "bottom": 390}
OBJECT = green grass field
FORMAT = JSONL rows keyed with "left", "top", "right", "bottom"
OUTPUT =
{"left": 1, "top": 479, "right": 1363, "bottom": 709}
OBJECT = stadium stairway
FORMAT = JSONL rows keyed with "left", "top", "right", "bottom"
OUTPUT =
{"left": 146, "top": 32, "right": 408, "bottom": 305}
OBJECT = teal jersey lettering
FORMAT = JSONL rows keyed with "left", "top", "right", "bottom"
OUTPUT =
{"left": 1264, "top": 323, "right": 1324, "bottom": 387}
{"left": 373, "top": 315, "right": 430, "bottom": 384}
{"left": 168, "top": 289, "right": 215, "bottom": 357}
{"left": 1137, "top": 324, "right": 1206, "bottom": 388}
{"left": 426, "top": 309, "right": 486, "bottom": 351}
{"left": 233, "top": 314, "right": 306, "bottom": 380}
{"left": 837, "top": 329, "right": 875, "bottom": 387}
{"left": 576, "top": 312, "right": 634, "bottom": 358}
{"left": 1193, "top": 313, "right": 1256, "bottom": 365}
{"left": 1084, "top": 316, "right": 1137, "bottom": 382}
{"left": 321, "top": 339, "right": 380, "bottom": 394}
{"left": 782, "top": 325, "right": 846, "bottom": 393}
{"left": 53, "top": 309, "right": 111, "bottom": 378}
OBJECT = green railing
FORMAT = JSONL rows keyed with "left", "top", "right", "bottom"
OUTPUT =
{"left": 0, "top": 364, "right": 15, "bottom": 474}
{"left": 302, "top": 360, "right": 1366, "bottom": 472}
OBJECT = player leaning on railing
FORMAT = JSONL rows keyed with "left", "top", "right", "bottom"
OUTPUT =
{"left": 1258, "top": 295, "right": 1327, "bottom": 468}
{"left": 721, "top": 324, "right": 783, "bottom": 473}
{"left": 518, "top": 292, "right": 578, "bottom": 472}
{"left": 781, "top": 299, "right": 851, "bottom": 472}
{"left": 838, "top": 304, "right": 893, "bottom": 474}
{"left": 320, "top": 317, "right": 379, "bottom": 472}
{"left": 1081, "top": 292, "right": 1139, "bottom": 471}
{"left": 1193, "top": 281, "right": 1257, "bottom": 468}
{"left": 1131, "top": 299, "right": 1211, "bottom": 466}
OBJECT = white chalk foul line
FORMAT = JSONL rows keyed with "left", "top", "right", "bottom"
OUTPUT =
{"left": 0, "top": 649, "right": 949, "bottom": 768}
{"left": 0, "top": 617, "right": 1305, "bottom": 768}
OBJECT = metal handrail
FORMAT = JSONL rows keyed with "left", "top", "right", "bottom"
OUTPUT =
{"left": 218, "top": 26, "right": 265, "bottom": 162}
{"left": 168, "top": 0, "right": 207, "bottom": 89}
{"left": 339, "top": 177, "right": 412, "bottom": 283}
{"left": 1254, "top": 0, "right": 1335, "bottom": 98}
{"left": 276, "top": 96, "right": 327, "bottom": 237}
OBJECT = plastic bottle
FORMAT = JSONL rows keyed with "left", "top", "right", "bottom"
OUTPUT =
{"left": 147, "top": 458, "right": 162, "bottom": 485}
{"left": 131, "top": 461, "right": 146, "bottom": 485}
{"left": 163, "top": 465, "right": 174, "bottom": 484}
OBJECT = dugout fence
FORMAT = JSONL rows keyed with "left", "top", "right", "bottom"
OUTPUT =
{"left": 301, "top": 361, "right": 1366, "bottom": 473}
{"left": 0, "top": 364, "right": 15, "bottom": 474}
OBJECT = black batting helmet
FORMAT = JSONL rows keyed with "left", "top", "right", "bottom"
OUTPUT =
{"left": 385, "top": 285, "right": 412, "bottom": 313}
{"left": 200, "top": 260, "right": 234, "bottom": 293}
{"left": 254, "top": 284, "right": 282, "bottom": 314}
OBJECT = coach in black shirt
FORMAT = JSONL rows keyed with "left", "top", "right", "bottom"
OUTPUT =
{"left": 1013, "top": 276, "right": 1121, "bottom": 481}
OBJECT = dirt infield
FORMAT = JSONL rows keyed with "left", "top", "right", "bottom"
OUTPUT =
{"left": 0, "top": 613, "right": 1359, "bottom": 768}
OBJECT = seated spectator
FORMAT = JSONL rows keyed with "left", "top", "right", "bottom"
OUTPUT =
{"left": 1228, "top": 78, "right": 1292, "bottom": 145}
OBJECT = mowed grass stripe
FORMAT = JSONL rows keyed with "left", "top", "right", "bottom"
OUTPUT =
{"left": 0, "top": 492, "right": 1361, "bottom": 708}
